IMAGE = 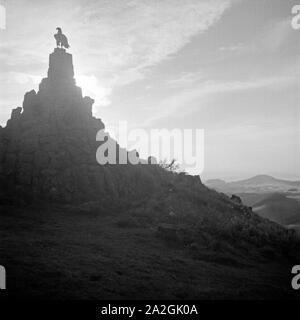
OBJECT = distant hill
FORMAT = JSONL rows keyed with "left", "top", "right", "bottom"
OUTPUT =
{"left": 206, "top": 175, "right": 300, "bottom": 194}
{"left": 252, "top": 193, "right": 300, "bottom": 226}
{"left": 206, "top": 175, "right": 300, "bottom": 231}
{"left": 204, "top": 179, "right": 226, "bottom": 189}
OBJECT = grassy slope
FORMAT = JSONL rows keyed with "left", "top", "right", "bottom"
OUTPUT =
{"left": 252, "top": 194, "right": 300, "bottom": 226}
{"left": 1, "top": 202, "right": 299, "bottom": 300}
{"left": 237, "top": 193, "right": 270, "bottom": 206}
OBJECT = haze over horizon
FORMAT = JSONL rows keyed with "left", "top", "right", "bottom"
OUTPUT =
{"left": 0, "top": 0, "right": 299, "bottom": 181}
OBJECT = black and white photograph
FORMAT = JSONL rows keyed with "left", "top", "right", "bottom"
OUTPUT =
{"left": 0, "top": 0, "right": 300, "bottom": 308}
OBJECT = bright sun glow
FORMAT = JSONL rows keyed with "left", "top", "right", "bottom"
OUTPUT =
{"left": 76, "top": 74, "right": 112, "bottom": 110}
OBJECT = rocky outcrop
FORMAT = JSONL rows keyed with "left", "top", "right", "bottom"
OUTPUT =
{"left": 0, "top": 49, "right": 104, "bottom": 202}
{"left": 230, "top": 194, "right": 242, "bottom": 205}
{"left": 0, "top": 47, "right": 206, "bottom": 204}
{"left": 0, "top": 48, "right": 158, "bottom": 203}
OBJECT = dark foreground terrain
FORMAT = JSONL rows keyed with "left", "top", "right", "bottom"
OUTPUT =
{"left": 1, "top": 47, "right": 299, "bottom": 300}
{"left": 1, "top": 203, "right": 299, "bottom": 300}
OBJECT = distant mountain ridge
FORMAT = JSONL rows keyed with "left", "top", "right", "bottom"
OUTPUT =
{"left": 206, "top": 175, "right": 300, "bottom": 231}
{"left": 206, "top": 175, "right": 300, "bottom": 194}
{"left": 236, "top": 175, "right": 300, "bottom": 186}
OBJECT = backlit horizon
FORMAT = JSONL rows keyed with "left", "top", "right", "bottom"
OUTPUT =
{"left": 0, "top": 0, "right": 299, "bottom": 181}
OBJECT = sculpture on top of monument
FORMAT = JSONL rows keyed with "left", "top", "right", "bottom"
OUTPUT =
{"left": 54, "top": 27, "right": 70, "bottom": 49}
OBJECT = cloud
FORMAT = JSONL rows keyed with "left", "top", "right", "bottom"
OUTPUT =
{"left": 221, "top": 17, "right": 293, "bottom": 57}
{"left": 144, "top": 75, "right": 295, "bottom": 125}
{"left": 213, "top": 17, "right": 293, "bottom": 63}
{"left": 10, "top": 72, "right": 41, "bottom": 85}
{"left": 257, "top": 18, "right": 293, "bottom": 52}
{"left": 0, "top": 0, "right": 236, "bottom": 118}
{"left": 166, "top": 72, "right": 206, "bottom": 88}
{"left": 219, "top": 43, "right": 244, "bottom": 53}
{"left": 74, "top": 0, "right": 235, "bottom": 86}
{"left": 76, "top": 74, "right": 112, "bottom": 108}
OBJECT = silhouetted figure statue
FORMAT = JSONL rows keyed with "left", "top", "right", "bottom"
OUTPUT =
{"left": 54, "top": 27, "right": 70, "bottom": 49}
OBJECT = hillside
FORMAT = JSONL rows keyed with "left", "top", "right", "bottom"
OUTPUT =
{"left": 206, "top": 175, "right": 300, "bottom": 232}
{"left": 1, "top": 198, "right": 299, "bottom": 300}
{"left": 0, "top": 48, "right": 299, "bottom": 299}
{"left": 252, "top": 193, "right": 300, "bottom": 226}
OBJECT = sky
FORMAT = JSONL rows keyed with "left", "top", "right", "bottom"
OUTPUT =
{"left": 0, "top": 0, "right": 299, "bottom": 181}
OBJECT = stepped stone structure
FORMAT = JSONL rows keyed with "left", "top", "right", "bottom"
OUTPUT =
{"left": 0, "top": 47, "right": 204, "bottom": 204}
{"left": 0, "top": 48, "right": 148, "bottom": 203}
{"left": 0, "top": 48, "right": 106, "bottom": 202}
